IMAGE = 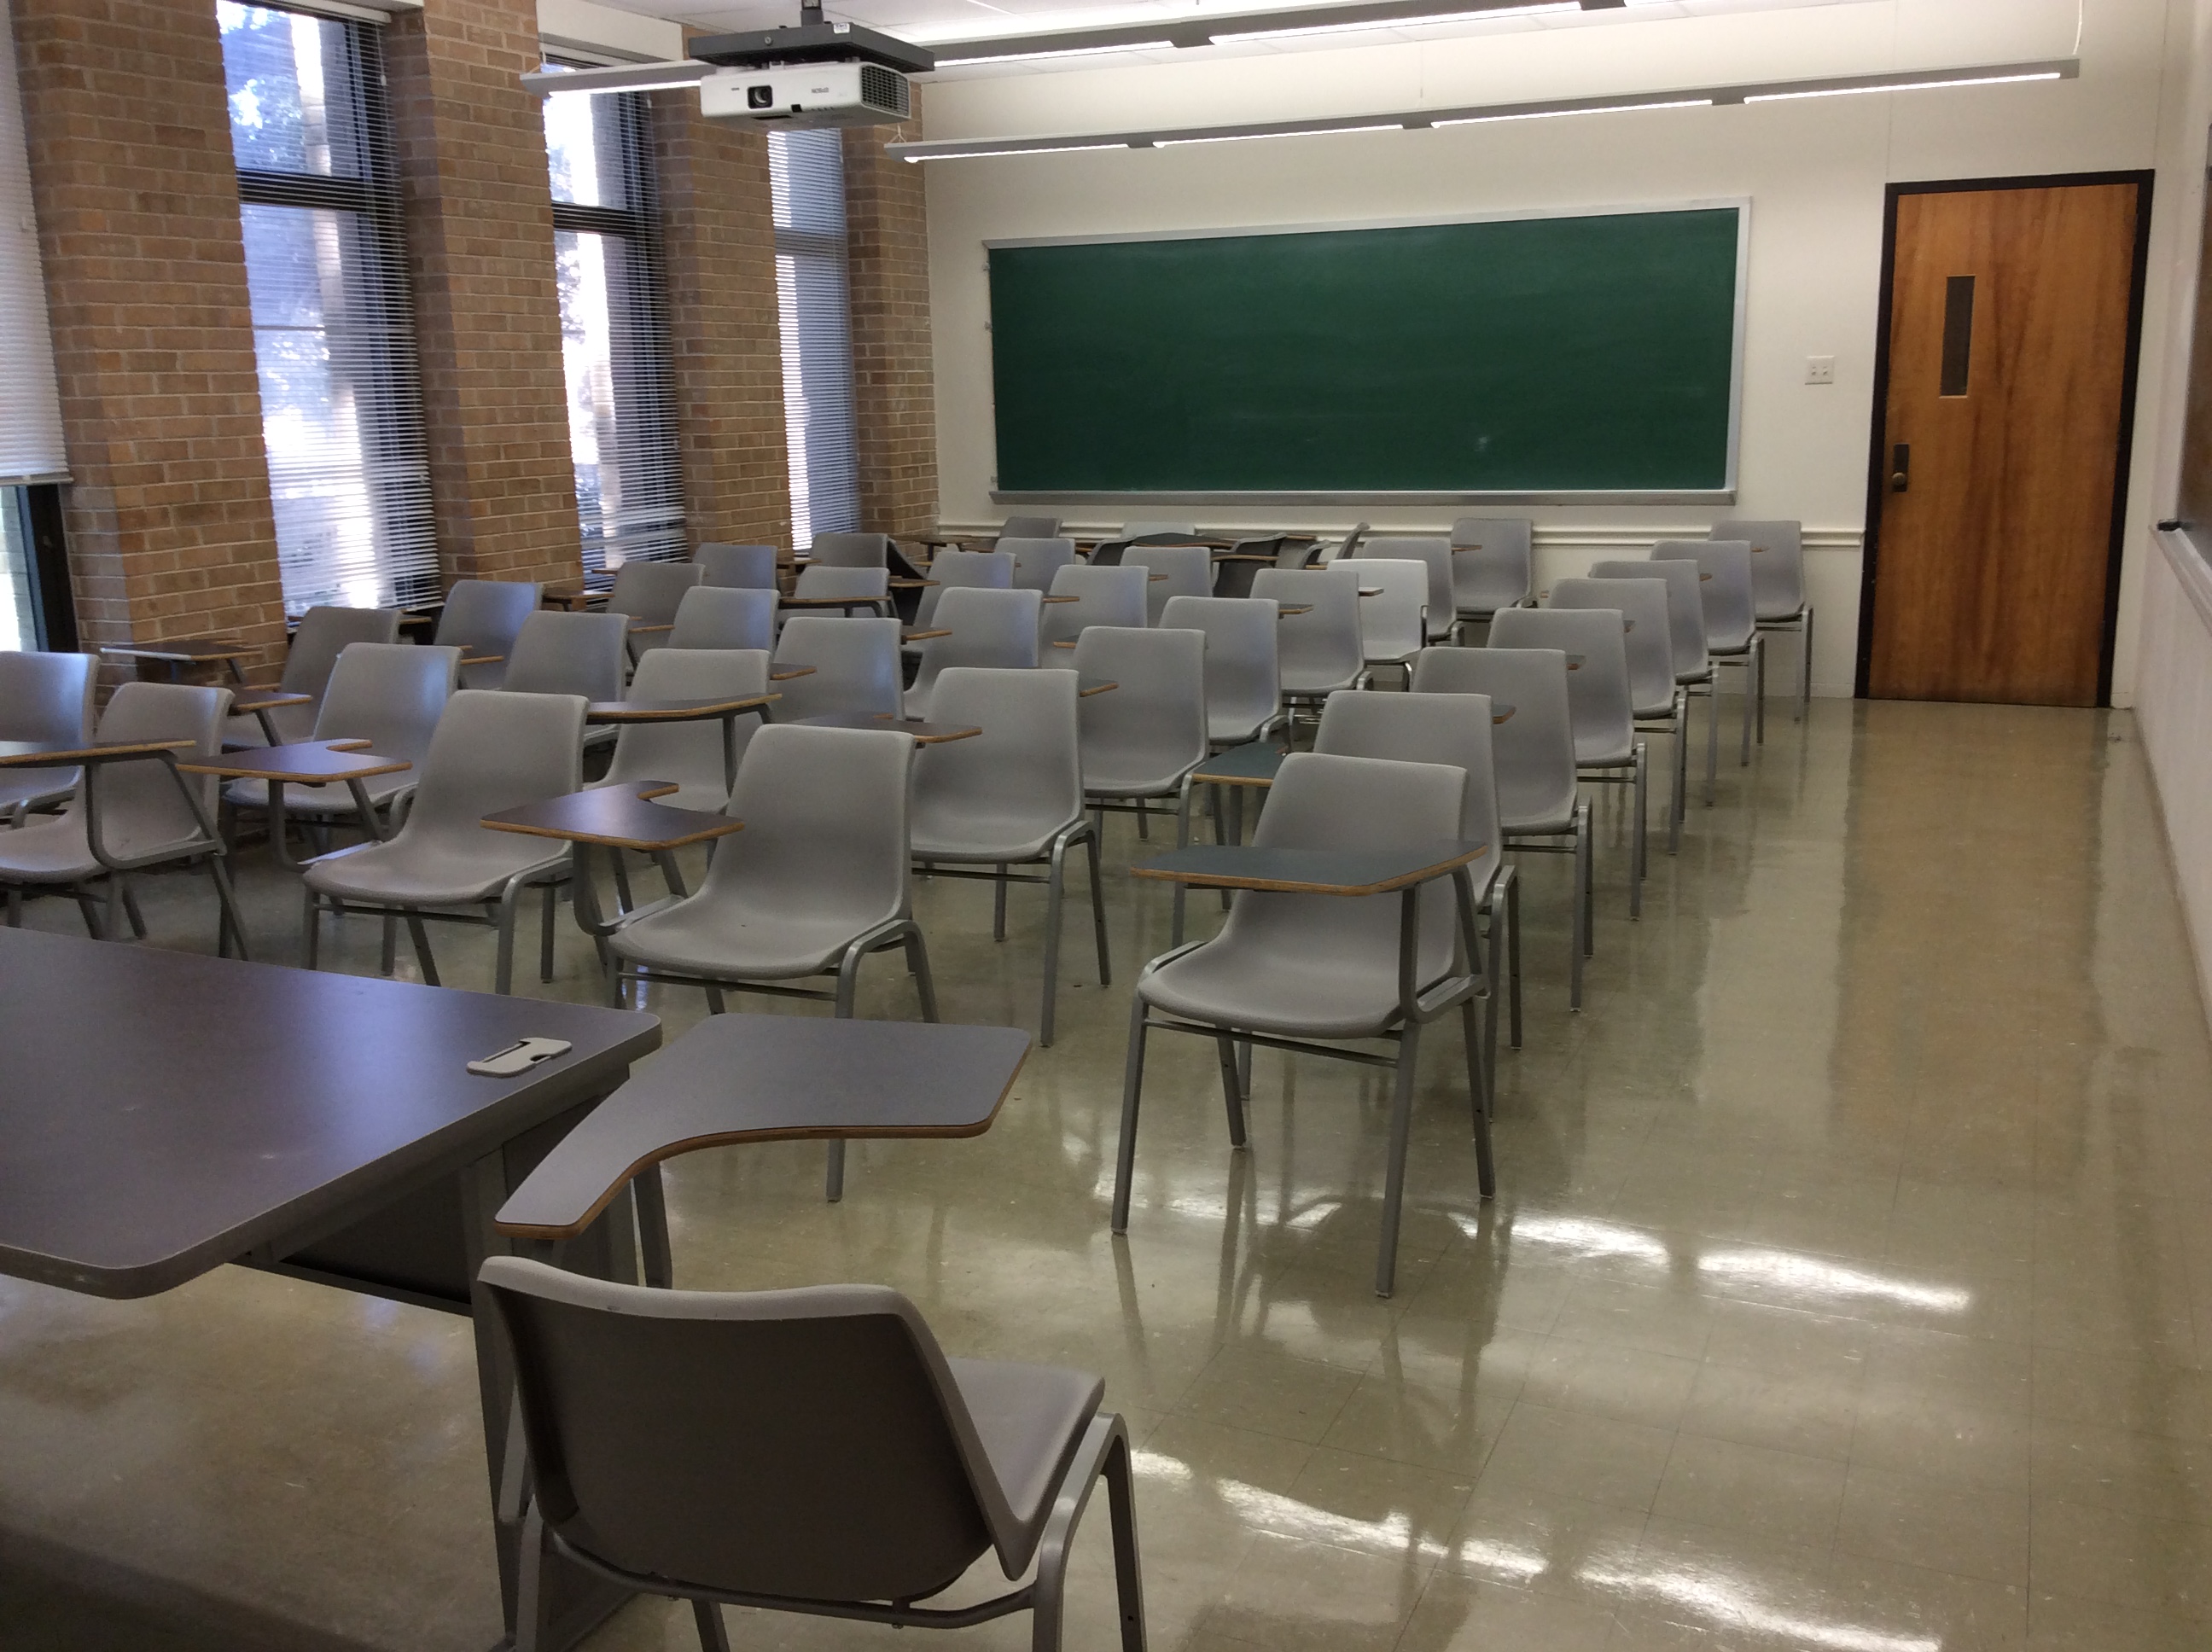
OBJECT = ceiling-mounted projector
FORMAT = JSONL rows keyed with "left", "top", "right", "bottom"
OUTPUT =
{"left": 521, "top": 2, "right": 932, "bottom": 130}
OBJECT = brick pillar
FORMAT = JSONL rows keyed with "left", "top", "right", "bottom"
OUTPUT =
{"left": 844, "top": 99, "right": 938, "bottom": 538}
{"left": 12, "top": 0, "right": 287, "bottom": 670}
{"left": 652, "top": 92, "right": 790, "bottom": 552}
{"left": 385, "top": 0, "right": 581, "bottom": 588}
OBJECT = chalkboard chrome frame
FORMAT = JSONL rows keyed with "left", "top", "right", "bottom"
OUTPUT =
{"left": 984, "top": 199, "right": 1750, "bottom": 506}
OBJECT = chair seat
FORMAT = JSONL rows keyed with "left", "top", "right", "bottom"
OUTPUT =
{"left": 911, "top": 809, "right": 1080, "bottom": 864}
{"left": 1503, "top": 811, "right": 1577, "bottom": 837}
{"left": 0, "top": 769, "right": 77, "bottom": 817}
{"left": 1757, "top": 602, "right": 1810, "bottom": 625}
{"left": 1630, "top": 698, "right": 1677, "bottom": 722}
{"left": 1082, "top": 761, "right": 1196, "bottom": 798}
{"left": 0, "top": 814, "right": 206, "bottom": 882}
{"left": 304, "top": 836, "right": 568, "bottom": 906}
{"left": 1281, "top": 670, "right": 1360, "bottom": 695}
{"left": 1208, "top": 713, "right": 1272, "bottom": 745}
{"left": 610, "top": 897, "right": 879, "bottom": 980}
{"left": 223, "top": 772, "right": 414, "bottom": 815}
{"left": 1708, "top": 628, "right": 1757, "bottom": 654}
{"left": 1141, "top": 933, "right": 1448, "bottom": 1039}
{"left": 1573, "top": 730, "right": 1635, "bottom": 766}
{"left": 946, "top": 1357, "right": 1105, "bottom": 1562}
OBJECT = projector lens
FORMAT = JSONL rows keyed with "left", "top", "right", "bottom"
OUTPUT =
{"left": 747, "top": 84, "right": 773, "bottom": 108}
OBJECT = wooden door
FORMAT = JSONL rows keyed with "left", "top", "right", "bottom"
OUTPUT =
{"left": 1863, "top": 177, "right": 2148, "bottom": 706}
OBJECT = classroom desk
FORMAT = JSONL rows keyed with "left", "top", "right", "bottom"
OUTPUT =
{"left": 585, "top": 695, "right": 777, "bottom": 793}
{"left": 99, "top": 640, "right": 294, "bottom": 742}
{"left": 179, "top": 739, "right": 410, "bottom": 869}
{"left": 0, "top": 927, "right": 661, "bottom": 1651}
{"left": 482, "top": 782, "right": 743, "bottom": 945}
{"left": 789, "top": 713, "right": 982, "bottom": 743}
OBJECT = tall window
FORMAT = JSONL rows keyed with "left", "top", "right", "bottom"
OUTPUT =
{"left": 2, "top": 488, "right": 36, "bottom": 651}
{"left": 543, "top": 87, "right": 684, "bottom": 580}
{"left": 219, "top": 3, "right": 437, "bottom": 614}
{"left": 769, "top": 130, "right": 859, "bottom": 550}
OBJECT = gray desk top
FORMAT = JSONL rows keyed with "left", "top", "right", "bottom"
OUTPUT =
{"left": 496, "top": 1015, "right": 1032, "bottom": 1239}
{"left": 1190, "top": 740, "right": 1289, "bottom": 787}
{"left": 1129, "top": 840, "right": 1489, "bottom": 897}
{"left": 0, "top": 928, "right": 660, "bottom": 1297}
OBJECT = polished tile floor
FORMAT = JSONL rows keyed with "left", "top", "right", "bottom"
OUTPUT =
{"left": 4, "top": 699, "right": 2211, "bottom": 1650}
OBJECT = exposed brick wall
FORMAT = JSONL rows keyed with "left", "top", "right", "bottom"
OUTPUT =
{"left": 651, "top": 90, "right": 790, "bottom": 554}
{"left": 844, "top": 97, "right": 938, "bottom": 539}
{"left": 384, "top": 0, "right": 581, "bottom": 588}
{"left": 12, "top": 0, "right": 287, "bottom": 673}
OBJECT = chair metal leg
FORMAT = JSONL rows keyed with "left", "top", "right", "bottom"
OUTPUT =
{"left": 635, "top": 1163, "right": 672, "bottom": 1288}
{"left": 993, "top": 864, "right": 1009, "bottom": 941}
{"left": 653, "top": 849, "right": 688, "bottom": 899}
{"left": 539, "top": 881, "right": 557, "bottom": 983}
{"left": 1103, "top": 1425, "right": 1150, "bottom": 1652}
{"left": 1738, "top": 649, "right": 1756, "bottom": 765}
{"left": 1086, "top": 828, "right": 1111, "bottom": 986}
{"left": 1668, "top": 692, "right": 1686, "bottom": 853}
{"left": 1507, "top": 870, "right": 1523, "bottom": 1050}
{"left": 1375, "top": 1021, "right": 1422, "bottom": 1298}
{"left": 494, "top": 887, "right": 521, "bottom": 995}
{"left": 122, "top": 882, "right": 148, "bottom": 939}
{"left": 1482, "top": 871, "right": 1509, "bottom": 1109}
{"left": 905, "top": 929, "right": 940, "bottom": 1021}
{"left": 380, "top": 916, "right": 397, "bottom": 975}
{"left": 515, "top": 1502, "right": 550, "bottom": 1652}
{"left": 704, "top": 983, "right": 725, "bottom": 1014}
{"left": 1630, "top": 740, "right": 1648, "bottom": 917}
{"left": 207, "top": 858, "right": 249, "bottom": 960}
{"left": 1800, "top": 607, "right": 1813, "bottom": 721}
{"left": 1703, "top": 683, "right": 1720, "bottom": 805}
{"left": 691, "top": 1600, "right": 732, "bottom": 1652}
{"left": 74, "top": 889, "right": 102, "bottom": 937}
{"left": 1041, "top": 842, "right": 1067, "bottom": 1048}
{"left": 1755, "top": 631, "right": 1768, "bottom": 745}
{"left": 1570, "top": 805, "right": 1589, "bottom": 1010}
{"left": 1133, "top": 795, "right": 1149, "bottom": 840}
{"left": 610, "top": 851, "right": 635, "bottom": 916}
{"left": 301, "top": 885, "right": 321, "bottom": 970}
{"left": 1172, "top": 780, "right": 1195, "bottom": 946}
{"left": 107, "top": 869, "right": 125, "bottom": 947}
{"left": 825, "top": 1138, "right": 847, "bottom": 1202}
{"left": 1110, "top": 994, "right": 1150, "bottom": 1231}
{"left": 1462, "top": 997, "right": 1498, "bottom": 1198}
{"left": 1214, "top": 1030, "right": 1248, "bottom": 1149}
{"left": 408, "top": 914, "right": 439, "bottom": 986}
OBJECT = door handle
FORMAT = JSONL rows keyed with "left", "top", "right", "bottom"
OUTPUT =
{"left": 1889, "top": 443, "right": 1910, "bottom": 493}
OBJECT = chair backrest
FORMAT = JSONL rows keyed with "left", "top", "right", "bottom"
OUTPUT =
{"left": 1447, "top": 518, "right": 1534, "bottom": 614}
{"left": 1219, "top": 751, "right": 1464, "bottom": 994}
{"left": 393, "top": 689, "right": 583, "bottom": 851}
{"left": 78, "top": 682, "right": 231, "bottom": 855}
{"left": 1040, "top": 564, "right": 1148, "bottom": 649}
{"left": 914, "top": 550, "right": 1013, "bottom": 631}
{"left": 608, "top": 561, "right": 704, "bottom": 626}
{"left": 1159, "top": 594, "right": 1281, "bottom": 745}
{"left": 1122, "top": 544, "right": 1213, "bottom": 625}
{"left": 1348, "top": 559, "right": 1429, "bottom": 664}
{"left": 1492, "top": 603, "right": 1633, "bottom": 769}
{"left": 604, "top": 649, "right": 771, "bottom": 805}
{"left": 1315, "top": 521, "right": 1371, "bottom": 563}
{"left": 1551, "top": 575, "right": 1674, "bottom": 718}
{"left": 1121, "top": 520, "right": 1196, "bottom": 539}
{"left": 807, "top": 532, "right": 889, "bottom": 568}
{"left": 311, "top": 643, "right": 459, "bottom": 768}
{"left": 907, "top": 588, "right": 1043, "bottom": 716}
{"left": 999, "top": 515, "right": 1060, "bottom": 540}
{"left": 702, "top": 722, "right": 912, "bottom": 928}
{"left": 282, "top": 606, "right": 403, "bottom": 699}
{"left": 1356, "top": 537, "right": 1454, "bottom": 639}
{"left": 911, "top": 667, "right": 1082, "bottom": 839}
{"left": 793, "top": 565, "right": 889, "bottom": 604}
{"left": 1592, "top": 557, "right": 1707, "bottom": 680}
{"left": 0, "top": 650, "right": 95, "bottom": 744}
{"left": 999, "top": 537, "right": 1076, "bottom": 592}
{"left": 694, "top": 543, "right": 781, "bottom": 590}
{"left": 1654, "top": 540, "right": 1756, "bottom": 651}
{"left": 771, "top": 616, "right": 902, "bottom": 720}
{"left": 1313, "top": 691, "right": 1504, "bottom": 910}
{"left": 1071, "top": 627, "right": 1208, "bottom": 794}
{"left": 504, "top": 610, "right": 630, "bottom": 701}
{"left": 1411, "top": 646, "right": 1579, "bottom": 833}
{"left": 1252, "top": 566, "right": 1363, "bottom": 692}
{"left": 434, "top": 580, "right": 541, "bottom": 688}
{"left": 480, "top": 1256, "right": 1055, "bottom": 1601}
{"left": 1709, "top": 519, "right": 1806, "bottom": 620}
{"left": 669, "top": 585, "right": 777, "bottom": 652}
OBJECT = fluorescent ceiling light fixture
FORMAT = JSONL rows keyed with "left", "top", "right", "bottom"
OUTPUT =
{"left": 926, "top": 140, "right": 1133, "bottom": 157}
{"left": 934, "top": 39, "right": 1174, "bottom": 66}
{"left": 1155, "top": 122, "right": 1404, "bottom": 144}
{"left": 1743, "top": 69, "right": 2063, "bottom": 101}
{"left": 1432, "top": 96, "right": 1710, "bottom": 125}
{"left": 1214, "top": 2, "right": 1575, "bottom": 43}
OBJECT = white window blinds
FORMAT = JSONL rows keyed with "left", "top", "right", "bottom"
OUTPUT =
{"left": 0, "top": 0, "right": 67, "bottom": 486}
{"left": 543, "top": 84, "right": 685, "bottom": 579}
{"left": 221, "top": 2, "right": 440, "bottom": 614}
{"left": 769, "top": 129, "right": 859, "bottom": 550}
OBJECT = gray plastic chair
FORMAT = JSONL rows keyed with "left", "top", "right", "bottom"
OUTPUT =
{"left": 594, "top": 648, "right": 771, "bottom": 814}
{"left": 793, "top": 565, "right": 890, "bottom": 617}
{"left": 505, "top": 609, "right": 629, "bottom": 753}
{"left": 998, "top": 514, "right": 1061, "bottom": 541}
{"left": 1073, "top": 627, "right": 1207, "bottom": 864}
{"left": 1656, "top": 540, "right": 1763, "bottom": 765}
{"left": 223, "top": 643, "right": 459, "bottom": 835}
{"left": 911, "top": 550, "right": 1014, "bottom": 645}
{"left": 609, "top": 724, "right": 933, "bottom": 1200}
{"left": 1356, "top": 537, "right": 1455, "bottom": 643}
{"left": 694, "top": 544, "right": 780, "bottom": 591}
{"left": 1001, "top": 538, "right": 1078, "bottom": 593}
{"left": 1350, "top": 559, "right": 1429, "bottom": 686}
{"left": 1040, "top": 565, "right": 1147, "bottom": 651}
{"left": 1712, "top": 518, "right": 1812, "bottom": 720}
{"left": 608, "top": 561, "right": 706, "bottom": 661}
{"left": 808, "top": 532, "right": 889, "bottom": 568}
{"left": 910, "top": 667, "right": 1105, "bottom": 1047}
{"left": 238, "top": 604, "right": 402, "bottom": 745}
{"left": 905, "top": 588, "right": 1042, "bottom": 717}
{"left": 1594, "top": 557, "right": 1717, "bottom": 806}
{"left": 1123, "top": 545, "right": 1213, "bottom": 625}
{"left": 669, "top": 586, "right": 777, "bottom": 652}
{"left": 1121, "top": 520, "right": 1197, "bottom": 540}
{"left": 1158, "top": 596, "right": 1284, "bottom": 749}
{"left": 1313, "top": 522, "right": 1371, "bottom": 563}
{"left": 478, "top": 1257, "right": 1144, "bottom": 1652}
{"left": 1433, "top": 641, "right": 1592, "bottom": 1012}
{"left": 772, "top": 616, "right": 902, "bottom": 721}
{"left": 434, "top": 580, "right": 541, "bottom": 690}
{"left": 1314, "top": 689, "right": 1516, "bottom": 1092}
{"left": 1538, "top": 582, "right": 1652, "bottom": 909}
{"left": 1447, "top": 518, "right": 1534, "bottom": 634}
{"left": 1253, "top": 567, "right": 1363, "bottom": 723}
{"left": 1112, "top": 751, "right": 1496, "bottom": 1298}
{"left": 301, "top": 689, "right": 582, "bottom": 994}
{"left": 1551, "top": 573, "right": 1684, "bottom": 852}
{"left": 0, "top": 650, "right": 95, "bottom": 825}
{"left": 0, "top": 681, "right": 247, "bottom": 953}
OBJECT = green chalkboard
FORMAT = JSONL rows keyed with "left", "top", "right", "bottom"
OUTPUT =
{"left": 987, "top": 206, "right": 1743, "bottom": 497}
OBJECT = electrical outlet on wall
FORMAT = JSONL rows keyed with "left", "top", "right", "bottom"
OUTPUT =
{"left": 1805, "top": 355, "right": 1837, "bottom": 386}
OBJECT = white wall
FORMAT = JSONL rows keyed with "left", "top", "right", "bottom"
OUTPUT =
{"left": 918, "top": 0, "right": 2187, "bottom": 700}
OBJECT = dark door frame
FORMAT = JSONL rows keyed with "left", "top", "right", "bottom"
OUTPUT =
{"left": 1854, "top": 169, "right": 2156, "bottom": 706}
